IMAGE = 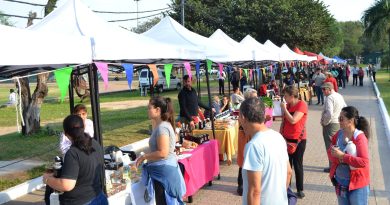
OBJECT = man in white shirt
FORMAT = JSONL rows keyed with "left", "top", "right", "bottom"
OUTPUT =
{"left": 352, "top": 66, "right": 359, "bottom": 86}
{"left": 7, "top": 89, "right": 16, "bottom": 106}
{"left": 239, "top": 97, "right": 292, "bottom": 205}
{"left": 320, "top": 82, "right": 346, "bottom": 172}
{"left": 59, "top": 104, "right": 94, "bottom": 155}
{"left": 218, "top": 70, "right": 226, "bottom": 95}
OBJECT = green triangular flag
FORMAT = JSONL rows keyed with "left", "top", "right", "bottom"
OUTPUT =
{"left": 206, "top": 59, "right": 212, "bottom": 72}
{"left": 243, "top": 69, "right": 248, "bottom": 78}
{"left": 54, "top": 67, "right": 73, "bottom": 102}
{"left": 164, "top": 64, "right": 173, "bottom": 88}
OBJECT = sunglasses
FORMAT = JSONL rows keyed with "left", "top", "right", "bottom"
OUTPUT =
{"left": 338, "top": 116, "right": 346, "bottom": 122}
{"left": 322, "top": 88, "right": 329, "bottom": 91}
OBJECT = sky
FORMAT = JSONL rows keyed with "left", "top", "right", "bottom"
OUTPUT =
{"left": 0, "top": 0, "right": 376, "bottom": 29}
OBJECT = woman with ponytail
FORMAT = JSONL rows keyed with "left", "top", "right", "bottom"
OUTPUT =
{"left": 136, "top": 96, "right": 186, "bottom": 205}
{"left": 328, "top": 106, "right": 370, "bottom": 205}
{"left": 43, "top": 115, "right": 107, "bottom": 205}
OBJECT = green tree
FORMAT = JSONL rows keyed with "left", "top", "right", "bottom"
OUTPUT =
{"left": 339, "top": 21, "right": 364, "bottom": 59}
{"left": 131, "top": 17, "right": 162, "bottom": 34}
{"left": 0, "top": 11, "right": 14, "bottom": 26}
{"left": 362, "top": 0, "right": 390, "bottom": 66}
{"left": 169, "top": 0, "right": 342, "bottom": 54}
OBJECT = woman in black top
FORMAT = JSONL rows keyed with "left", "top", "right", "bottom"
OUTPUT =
{"left": 43, "top": 115, "right": 107, "bottom": 205}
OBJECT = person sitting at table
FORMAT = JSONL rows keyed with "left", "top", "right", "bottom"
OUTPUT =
{"left": 220, "top": 95, "right": 232, "bottom": 113}
{"left": 136, "top": 96, "right": 186, "bottom": 205}
{"left": 43, "top": 115, "right": 108, "bottom": 205}
{"left": 231, "top": 87, "right": 245, "bottom": 110}
{"left": 178, "top": 75, "right": 210, "bottom": 130}
{"left": 204, "top": 96, "right": 221, "bottom": 119}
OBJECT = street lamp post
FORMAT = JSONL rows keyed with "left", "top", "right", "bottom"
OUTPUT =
{"left": 134, "top": 0, "right": 141, "bottom": 28}
{"left": 181, "top": 0, "right": 185, "bottom": 26}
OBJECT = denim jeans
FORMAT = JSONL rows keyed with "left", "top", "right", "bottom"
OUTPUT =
{"left": 315, "top": 86, "right": 324, "bottom": 104}
{"left": 83, "top": 192, "right": 108, "bottom": 205}
{"left": 337, "top": 185, "right": 369, "bottom": 205}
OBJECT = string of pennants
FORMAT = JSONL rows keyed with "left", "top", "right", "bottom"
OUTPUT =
{"left": 53, "top": 60, "right": 316, "bottom": 102}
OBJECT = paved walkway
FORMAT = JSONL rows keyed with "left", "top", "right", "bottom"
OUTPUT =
{"left": 3, "top": 77, "right": 390, "bottom": 205}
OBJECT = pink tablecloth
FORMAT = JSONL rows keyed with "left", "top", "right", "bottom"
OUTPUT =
{"left": 178, "top": 140, "right": 220, "bottom": 197}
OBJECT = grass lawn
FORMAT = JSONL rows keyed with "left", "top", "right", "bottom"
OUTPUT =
{"left": 0, "top": 165, "right": 46, "bottom": 192}
{"left": 375, "top": 69, "right": 390, "bottom": 114}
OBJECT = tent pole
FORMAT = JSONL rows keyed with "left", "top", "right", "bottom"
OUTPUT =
{"left": 69, "top": 70, "right": 75, "bottom": 114}
{"left": 227, "top": 65, "right": 231, "bottom": 95}
{"left": 205, "top": 61, "right": 215, "bottom": 139}
{"left": 88, "top": 63, "right": 106, "bottom": 194}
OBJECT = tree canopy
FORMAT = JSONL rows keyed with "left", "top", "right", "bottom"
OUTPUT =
{"left": 0, "top": 11, "right": 14, "bottom": 26}
{"left": 169, "top": 0, "right": 342, "bottom": 55}
{"left": 131, "top": 17, "right": 162, "bottom": 34}
{"left": 362, "top": 0, "right": 390, "bottom": 65}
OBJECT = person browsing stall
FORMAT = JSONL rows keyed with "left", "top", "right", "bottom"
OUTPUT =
{"left": 231, "top": 87, "right": 245, "bottom": 110}
{"left": 239, "top": 97, "right": 292, "bottom": 205}
{"left": 320, "top": 82, "right": 347, "bottom": 173}
{"left": 45, "top": 104, "right": 94, "bottom": 205}
{"left": 280, "top": 86, "right": 308, "bottom": 199}
{"left": 59, "top": 104, "right": 94, "bottom": 155}
{"left": 178, "top": 75, "right": 210, "bottom": 129}
{"left": 328, "top": 106, "right": 370, "bottom": 205}
{"left": 136, "top": 96, "right": 186, "bottom": 205}
{"left": 43, "top": 115, "right": 107, "bottom": 205}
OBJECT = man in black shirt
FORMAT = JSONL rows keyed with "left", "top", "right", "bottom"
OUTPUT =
{"left": 178, "top": 75, "right": 210, "bottom": 129}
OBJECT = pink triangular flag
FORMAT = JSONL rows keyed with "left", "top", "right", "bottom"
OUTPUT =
{"left": 218, "top": 63, "right": 224, "bottom": 76}
{"left": 184, "top": 62, "right": 192, "bottom": 80}
{"left": 95, "top": 62, "right": 109, "bottom": 90}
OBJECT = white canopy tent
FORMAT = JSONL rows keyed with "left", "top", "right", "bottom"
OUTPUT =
{"left": 143, "top": 17, "right": 233, "bottom": 62}
{"left": 29, "top": 0, "right": 203, "bottom": 63}
{"left": 209, "top": 29, "right": 276, "bottom": 62}
{"left": 239, "top": 35, "right": 279, "bottom": 62}
{"left": 0, "top": 24, "right": 92, "bottom": 66}
{"left": 0, "top": 24, "right": 92, "bottom": 75}
{"left": 280, "top": 44, "right": 316, "bottom": 62}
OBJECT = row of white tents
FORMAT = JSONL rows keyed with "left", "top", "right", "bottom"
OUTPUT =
{"left": 0, "top": 0, "right": 317, "bottom": 75}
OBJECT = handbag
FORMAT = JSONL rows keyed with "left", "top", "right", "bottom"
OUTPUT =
{"left": 285, "top": 128, "right": 305, "bottom": 155}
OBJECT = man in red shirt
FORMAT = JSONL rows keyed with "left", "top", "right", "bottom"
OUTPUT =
{"left": 324, "top": 72, "right": 338, "bottom": 92}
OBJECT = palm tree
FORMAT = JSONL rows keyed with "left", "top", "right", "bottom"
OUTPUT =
{"left": 362, "top": 0, "right": 390, "bottom": 64}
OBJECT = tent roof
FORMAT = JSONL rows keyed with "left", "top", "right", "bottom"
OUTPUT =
{"left": 30, "top": 0, "right": 203, "bottom": 63}
{"left": 294, "top": 47, "right": 304, "bottom": 55}
{"left": 208, "top": 29, "right": 254, "bottom": 62}
{"left": 281, "top": 44, "right": 316, "bottom": 62}
{"left": 239, "top": 35, "right": 279, "bottom": 61}
{"left": 333, "top": 56, "right": 347, "bottom": 64}
{"left": 143, "top": 16, "right": 231, "bottom": 61}
{"left": 0, "top": 24, "right": 92, "bottom": 76}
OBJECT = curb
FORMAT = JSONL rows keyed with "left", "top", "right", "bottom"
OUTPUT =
{"left": 0, "top": 176, "right": 44, "bottom": 204}
{"left": 371, "top": 76, "right": 390, "bottom": 148}
{"left": 0, "top": 139, "right": 150, "bottom": 204}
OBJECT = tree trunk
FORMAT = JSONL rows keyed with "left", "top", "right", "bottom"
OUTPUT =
{"left": 20, "top": 73, "right": 49, "bottom": 135}
{"left": 18, "top": 0, "right": 58, "bottom": 135}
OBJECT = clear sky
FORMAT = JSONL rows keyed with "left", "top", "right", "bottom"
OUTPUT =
{"left": 0, "top": 0, "right": 376, "bottom": 29}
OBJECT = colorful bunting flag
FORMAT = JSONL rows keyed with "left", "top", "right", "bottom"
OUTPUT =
{"left": 164, "top": 64, "right": 173, "bottom": 88}
{"left": 243, "top": 69, "right": 248, "bottom": 79}
{"left": 95, "top": 62, "right": 109, "bottom": 90}
{"left": 54, "top": 67, "right": 73, "bottom": 102}
{"left": 218, "top": 63, "right": 224, "bottom": 76}
{"left": 147, "top": 64, "right": 159, "bottom": 86}
{"left": 195, "top": 60, "right": 200, "bottom": 78}
{"left": 122, "top": 63, "right": 133, "bottom": 90}
{"left": 239, "top": 69, "right": 242, "bottom": 79}
{"left": 206, "top": 59, "right": 212, "bottom": 72}
{"left": 184, "top": 62, "right": 192, "bottom": 80}
{"left": 249, "top": 69, "right": 253, "bottom": 80}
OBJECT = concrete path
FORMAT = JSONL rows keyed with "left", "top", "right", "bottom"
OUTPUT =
{"left": 3, "top": 77, "right": 390, "bottom": 205}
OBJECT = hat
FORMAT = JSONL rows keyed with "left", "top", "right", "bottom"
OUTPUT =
{"left": 321, "top": 82, "right": 333, "bottom": 90}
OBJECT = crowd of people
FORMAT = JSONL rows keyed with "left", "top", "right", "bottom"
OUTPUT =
{"left": 41, "top": 63, "right": 372, "bottom": 205}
